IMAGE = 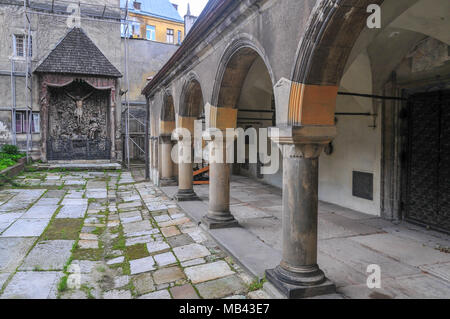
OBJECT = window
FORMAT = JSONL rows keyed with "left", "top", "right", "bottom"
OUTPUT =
{"left": 177, "top": 30, "right": 182, "bottom": 45}
{"left": 13, "top": 34, "right": 32, "bottom": 57}
{"left": 146, "top": 25, "right": 156, "bottom": 41}
{"left": 166, "top": 28, "right": 174, "bottom": 44}
{"left": 121, "top": 21, "right": 132, "bottom": 37}
{"left": 132, "top": 21, "right": 141, "bottom": 38}
{"left": 15, "top": 112, "right": 40, "bottom": 133}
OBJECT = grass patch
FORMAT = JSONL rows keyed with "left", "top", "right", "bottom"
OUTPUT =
{"left": 58, "top": 275, "right": 69, "bottom": 292}
{"left": 80, "top": 284, "right": 96, "bottom": 299}
{"left": 72, "top": 248, "right": 103, "bottom": 261}
{"left": 126, "top": 243, "right": 150, "bottom": 260}
{"left": 41, "top": 218, "right": 84, "bottom": 240}
{"left": 248, "top": 277, "right": 266, "bottom": 292}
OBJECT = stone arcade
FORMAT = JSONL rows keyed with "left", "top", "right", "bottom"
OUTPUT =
{"left": 142, "top": 0, "right": 450, "bottom": 298}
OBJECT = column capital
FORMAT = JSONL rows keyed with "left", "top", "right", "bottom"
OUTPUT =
{"left": 269, "top": 125, "right": 336, "bottom": 158}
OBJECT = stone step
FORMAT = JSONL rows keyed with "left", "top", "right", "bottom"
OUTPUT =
{"left": 31, "top": 161, "right": 122, "bottom": 171}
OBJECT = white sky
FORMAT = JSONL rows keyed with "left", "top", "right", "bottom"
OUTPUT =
{"left": 171, "top": 0, "right": 209, "bottom": 17}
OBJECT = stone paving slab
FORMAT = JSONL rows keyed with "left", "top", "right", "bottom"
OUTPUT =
{"left": 129, "top": 256, "right": 156, "bottom": 275}
{"left": 1, "top": 271, "right": 62, "bottom": 299}
{"left": 351, "top": 233, "right": 450, "bottom": 267}
{"left": 419, "top": 262, "right": 450, "bottom": 283}
{"left": 184, "top": 261, "right": 235, "bottom": 284}
{"left": 19, "top": 240, "right": 75, "bottom": 271}
{"left": 173, "top": 243, "right": 211, "bottom": 262}
{"left": 0, "top": 237, "right": 36, "bottom": 272}
{"left": 196, "top": 275, "right": 247, "bottom": 299}
{"left": 0, "top": 272, "right": 10, "bottom": 288}
{"left": 0, "top": 213, "right": 24, "bottom": 233}
{"left": 24, "top": 205, "right": 59, "bottom": 219}
{"left": 56, "top": 206, "right": 87, "bottom": 219}
{"left": 1, "top": 219, "right": 50, "bottom": 237}
{"left": 319, "top": 237, "right": 420, "bottom": 279}
{"left": 139, "top": 289, "right": 171, "bottom": 299}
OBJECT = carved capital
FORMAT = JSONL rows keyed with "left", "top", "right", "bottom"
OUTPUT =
{"left": 270, "top": 125, "right": 336, "bottom": 159}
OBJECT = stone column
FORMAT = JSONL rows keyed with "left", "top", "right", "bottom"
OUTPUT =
{"left": 265, "top": 126, "right": 336, "bottom": 298}
{"left": 201, "top": 130, "right": 238, "bottom": 229}
{"left": 159, "top": 135, "right": 176, "bottom": 186}
{"left": 174, "top": 136, "right": 199, "bottom": 201}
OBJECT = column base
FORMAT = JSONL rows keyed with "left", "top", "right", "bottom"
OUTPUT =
{"left": 201, "top": 215, "right": 239, "bottom": 229}
{"left": 174, "top": 189, "right": 200, "bottom": 202}
{"left": 159, "top": 177, "right": 177, "bottom": 187}
{"left": 265, "top": 267, "right": 335, "bottom": 299}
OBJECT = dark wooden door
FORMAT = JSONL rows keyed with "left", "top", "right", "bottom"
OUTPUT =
{"left": 406, "top": 90, "right": 450, "bottom": 233}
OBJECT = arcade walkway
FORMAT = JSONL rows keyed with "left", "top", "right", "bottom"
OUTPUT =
{"left": 162, "top": 175, "right": 450, "bottom": 299}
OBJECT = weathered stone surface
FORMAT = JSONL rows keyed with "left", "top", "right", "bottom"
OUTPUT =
{"left": 185, "top": 261, "right": 235, "bottom": 284}
{"left": 248, "top": 290, "right": 271, "bottom": 299}
{"left": 154, "top": 252, "right": 177, "bottom": 267}
{"left": 19, "top": 240, "right": 75, "bottom": 271}
{"left": 126, "top": 235, "right": 154, "bottom": 246}
{"left": 24, "top": 205, "right": 59, "bottom": 219}
{"left": 159, "top": 217, "right": 190, "bottom": 228}
{"left": 123, "top": 220, "right": 154, "bottom": 236}
{"left": 0, "top": 272, "right": 10, "bottom": 288}
{"left": 146, "top": 241, "right": 170, "bottom": 254}
{"left": 170, "top": 284, "right": 199, "bottom": 299}
{"left": 133, "top": 272, "right": 155, "bottom": 295}
{"left": 1, "top": 271, "right": 62, "bottom": 299}
{"left": 154, "top": 214, "right": 171, "bottom": 223}
{"left": 196, "top": 275, "right": 246, "bottom": 299}
{"left": 114, "top": 276, "right": 129, "bottom": 288}
{"left": 0, "top": 213, "right": 23, "bottom": 233}
{"left": 181, "top": 258, "right": 205, "bottom": 268}
{"left": 61, "top": 198, "right": 88, "bottom": 206}
{"left": 350, "top": 234, "right": 450, "bottom": 267}
{"left": 161, "top": 226, "right": 180, "bottom": 237}
{"left": 103, "top": 289, "right": 132, "bottom": 299}
{"left": 129, "top": 256, "right": 156, "bottom": 275}
{"left": 68, "top": 260, "right": 102, "bottom": 274}
{"left": 1, "top": 218, "right": 50, "bottom": 237}
{"left": 319, "top": 238, "right": 420, "bottom": 280}
{"left": 152, "top": 266, "right": 185, "bottom": 285}
{"left": 107, "top": 256, "right": 124, "bottom": 265}
{"left": 79, "top": 233, "right": 97, "bottom": 241}
{"left": 138, "top": 289, "right": 171, "bottom": 299}
{"left": 167, "top": 234, "right": 195, "bottom": 248}
{"left": 0, "top": 238, "right": 36, "bottom": 272}
{"left": 57, "top": 206, "right": 87, "bottom": 219}
{"left": 78, "top": 240, "right": 99, "bottom": 249}
{"left": 173, "top": 244, "right": 211, "bottom": 262}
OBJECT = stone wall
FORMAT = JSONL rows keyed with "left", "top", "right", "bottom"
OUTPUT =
{"left": 0, "top": 0, "right": 122, "bottom": 159}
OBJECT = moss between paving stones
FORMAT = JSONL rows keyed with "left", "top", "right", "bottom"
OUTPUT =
{"left": 72, "top": 248, "right": 103, "bottom": 261}
{"left": 126, "top": 243, "right": 150, "bottom": 260}
{"left": 42, "top": 218, "right": 84, "bottom": 240}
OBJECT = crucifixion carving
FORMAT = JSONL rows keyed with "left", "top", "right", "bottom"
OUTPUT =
{"left": 64, "top": 90, "right": 94, "bottom": 125}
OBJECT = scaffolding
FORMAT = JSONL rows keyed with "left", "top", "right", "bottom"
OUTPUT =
{"left": 2, "top": 0, "right": 147, "bottom": 168}
{"left": 8, "top": 0, "right": 33, "bottom": 163}
{"left": 122, "top": 0, "right": 147, "bottom": 170}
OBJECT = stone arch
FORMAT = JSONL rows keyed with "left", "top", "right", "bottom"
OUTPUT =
{"left": 179, "top": 72, "right": 205, "bottom": 118}
{"left": 286, "top": 0, "right": 385, "bottom": 126}
{"left": 160, "top": 90, "right": 175, "bottom": 122}
{"left": 292, "top": 0, "right": 384, "bottom": 86}
{"left": 211, "top": 35, "right": 275, "bottom": 109}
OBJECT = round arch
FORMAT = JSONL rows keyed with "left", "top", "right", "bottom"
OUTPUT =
{"left": 161, "top": 90, "right": 175, "bottom": 122}
{"left": 291, "top": 0, "right": 385, "bottom": 87}
{"left": 179, "top": 72, "right": 205, "bottom": 118}
{"left": 211, "top": 35, "right": 275, "bottom": 109}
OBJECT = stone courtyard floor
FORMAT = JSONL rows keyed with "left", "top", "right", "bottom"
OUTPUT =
{"left": 0, "top": 169, "right": 265, "bottom": 299}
